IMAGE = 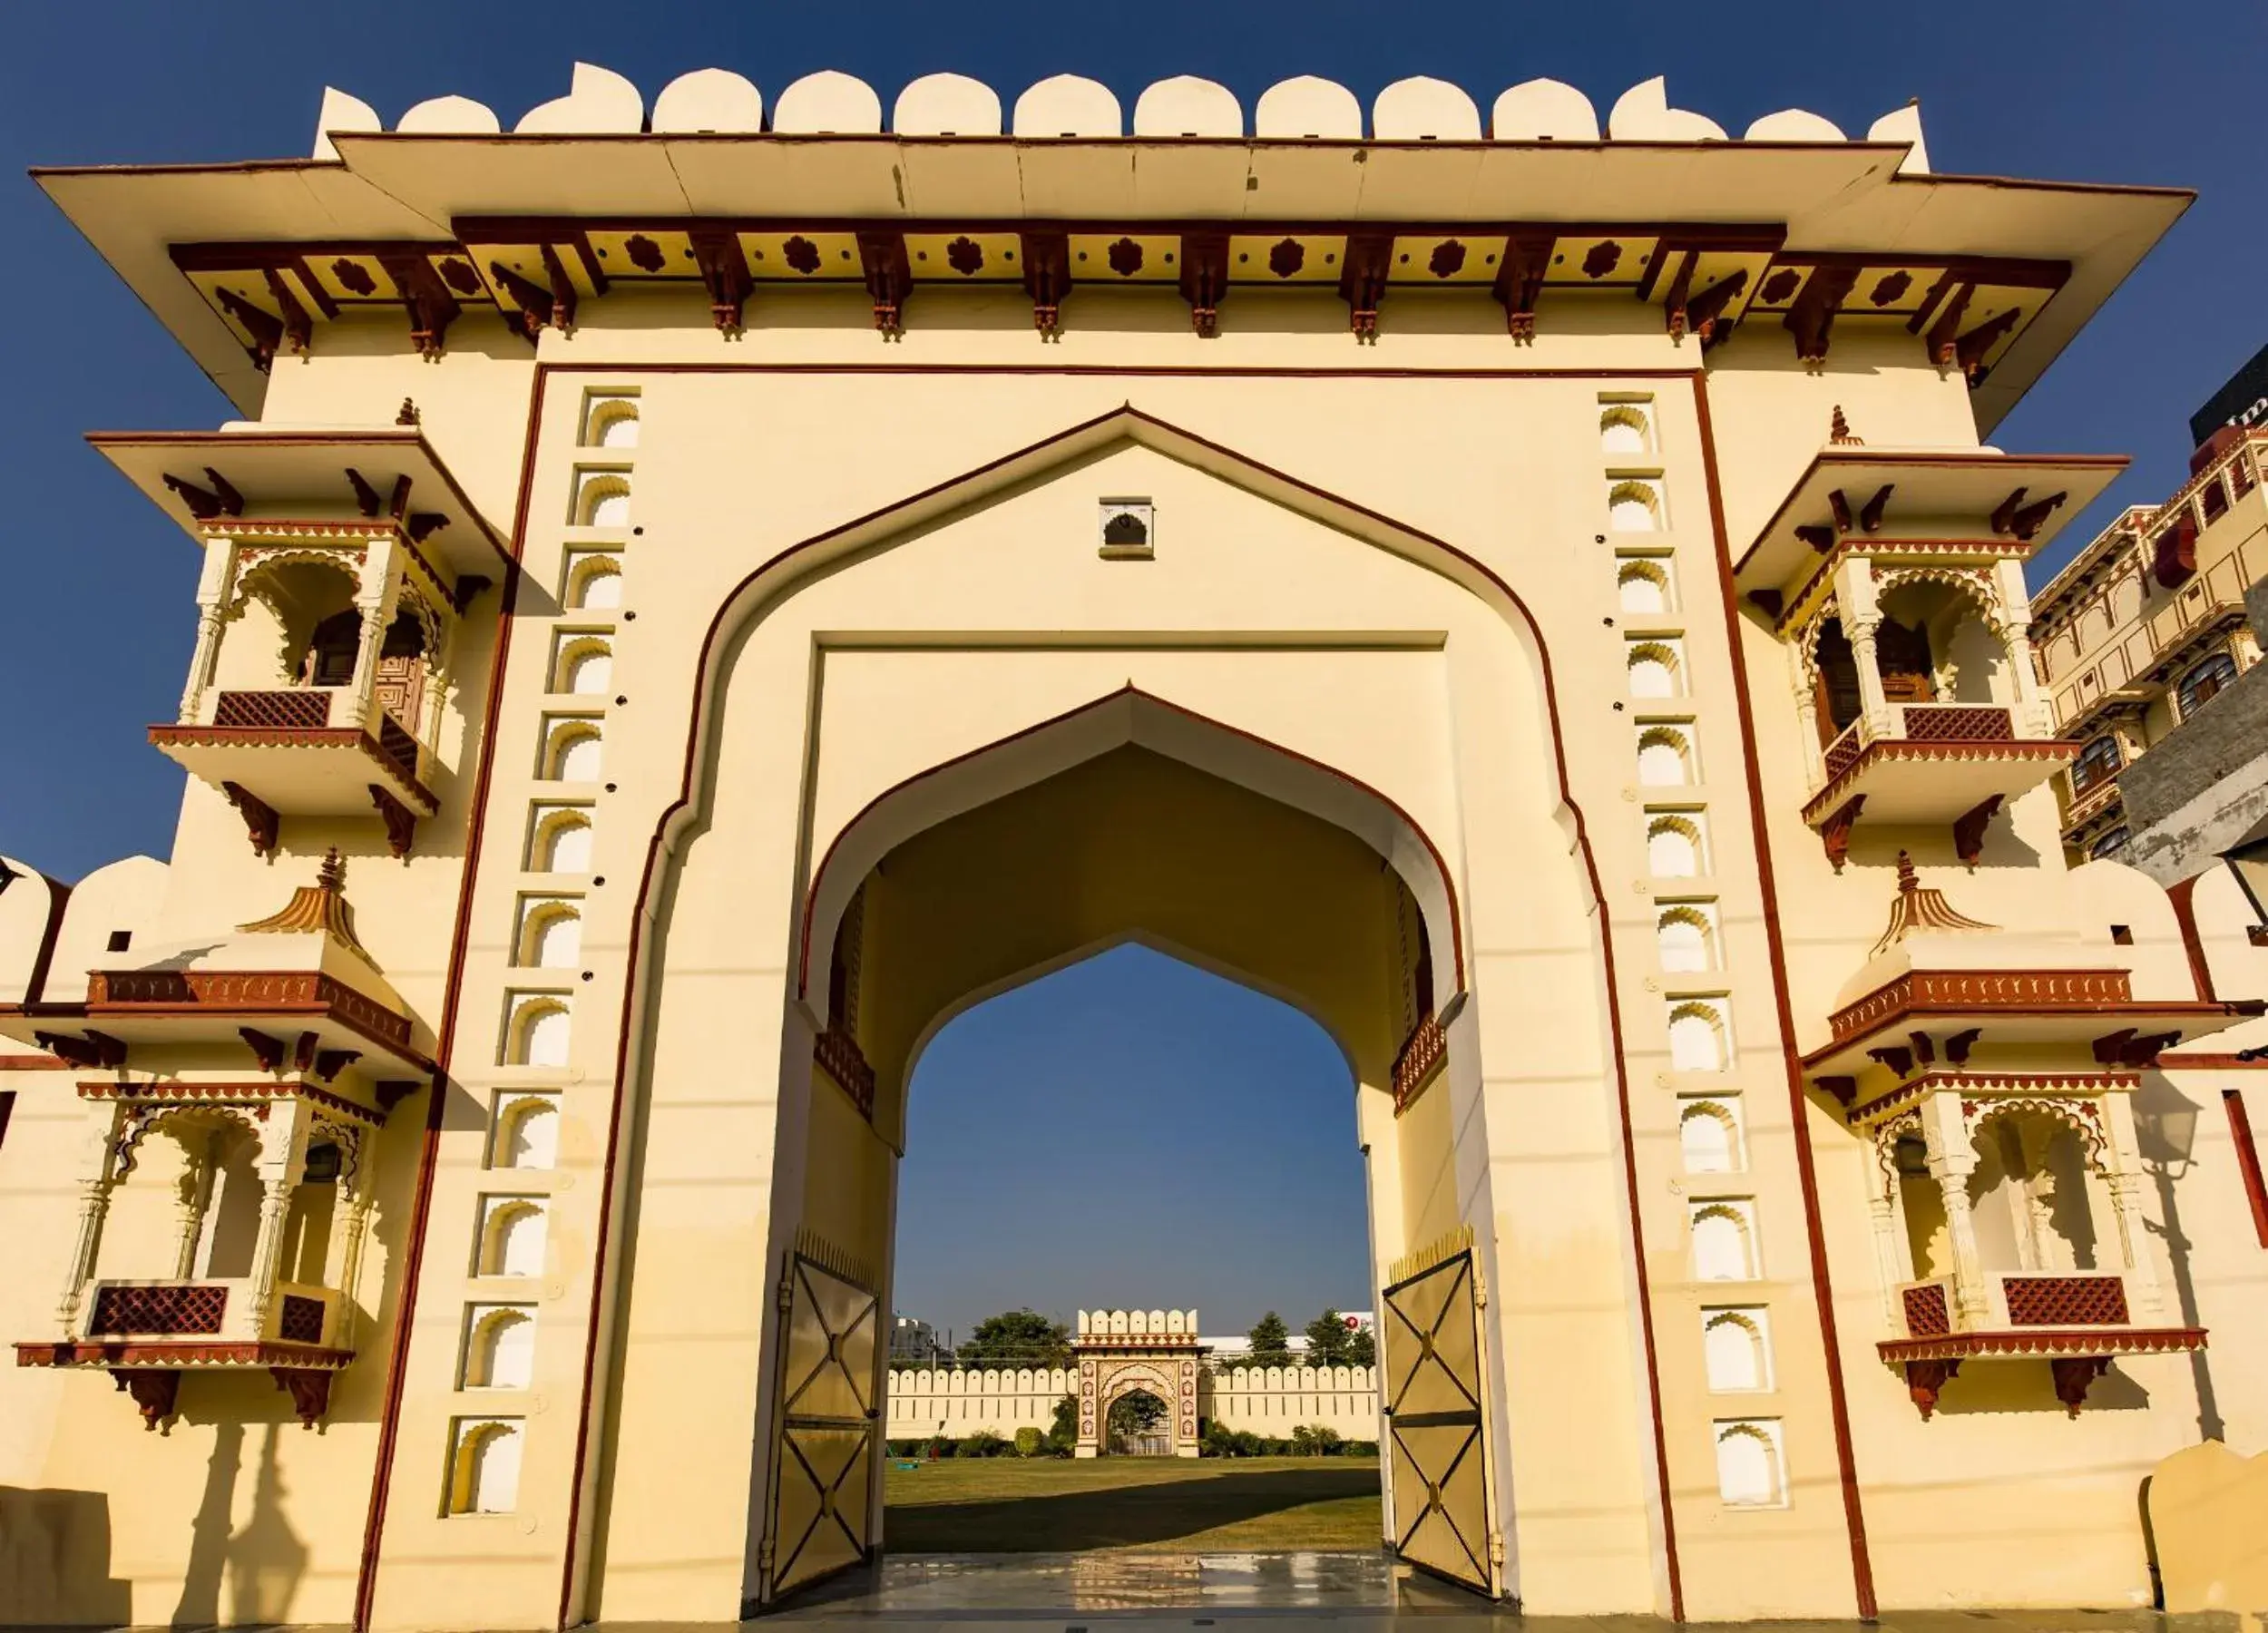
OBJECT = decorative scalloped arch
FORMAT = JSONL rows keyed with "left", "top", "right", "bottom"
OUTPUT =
{"left": 1967, "top": 1096, "right": 2107, "bottom": 1171}
{"left": 1875, "top": 565, "right": 2006, "bottom": 635}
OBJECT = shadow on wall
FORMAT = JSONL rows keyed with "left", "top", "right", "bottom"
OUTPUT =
{"left": 177, "top": 1422, "right": 310, "bottom": 1626}
{"left": 0, "top": 1486, "right": 133, "bottom": 1625}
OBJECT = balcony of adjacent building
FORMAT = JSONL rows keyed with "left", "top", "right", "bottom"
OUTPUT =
{"left": 1802, "top": 858, "right": 2261, "bottom": 1418}
{"left": 1732, "top": 432, "right": 2125, "bottom": 869}
{"left": 2, "top": 854, "right": 423, "bottom": 1429}
{"left": 90, "top": 424, "right": 510, "bottom": 858}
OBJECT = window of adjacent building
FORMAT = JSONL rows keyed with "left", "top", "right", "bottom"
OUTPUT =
{"left": 2070, "top": 734, "right": 2122, "bottom": 795}
{"left": 2177, "top": 651, "right": 2238, "bottom": 719}
{"left": 2090, "top": 826, "right": 2131, "bottom": 859}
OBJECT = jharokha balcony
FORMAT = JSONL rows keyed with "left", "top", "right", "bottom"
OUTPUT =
{"left": 1732, "top": 425, "right": 2126, "bottom": 868}
{"left": 2, "top": 855, "right": 426, "bottom": 1429}
{"left": 92, "top": 424, "right": 511, "bottom": 859}
{"left": 1804, "top": 859, "right": 2259, "bottom": 1419}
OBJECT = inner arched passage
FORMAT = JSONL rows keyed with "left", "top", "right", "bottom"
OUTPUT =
{"left": 817, "top": 738, "right": 1443, "bottom": 1154}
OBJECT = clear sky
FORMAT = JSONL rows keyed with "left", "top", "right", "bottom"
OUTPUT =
{"left": 4, "top": 2, "right": 2263, "bottom": 1333}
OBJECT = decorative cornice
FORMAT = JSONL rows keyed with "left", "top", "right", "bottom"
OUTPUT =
{"left": 1829, "top": 968, "right": 2133, "bottom": 1042}
{"left": 74, "top": 1076, "right": 392, "bottom": 1125}
{"left": 1877, "top": 1326, "right": 2204, "bottom": 1363}
{"left": 72, "top": 969, "right": 417, "bottom": 1058}
{"left": 1843, "top": 1068, "right": 2138, "bottom": 1126}
{"left": 145, "top": 724, "right": 439, "bottom": 810}
{"left": 1802, "top": 739, "right": 2077, "bottom": 826}
{"left": 15, "top": 1339, "right": 357, "bottom": 1370}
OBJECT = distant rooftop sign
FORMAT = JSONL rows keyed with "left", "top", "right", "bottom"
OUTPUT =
{"left": 2189, "top": 340, "right": 2268, "bottom": 446}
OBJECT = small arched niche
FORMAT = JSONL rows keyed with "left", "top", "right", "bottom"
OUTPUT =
{"left": 515, "top": 899, "right": 582, "bottom": 970}
{"left": 1667, "top": 998, "right": 1730, "bottom": 1071}
{"left": 1713, "top": 1420, "right": 1785, "bottom": 1506}
{"left": 562, "top": 552, "right": 624, "bottom": 611}
{"left": 581, "top": 392, "right": 640, "bottom": 449}
{"left": 476, "top": 1197, "right": 549, "bottom": 1277}
{"left": 1627, "top": 640, "right": 1685, "bottom": 699}
{"left": 551, "top": 634, "right": 614, "bottom": 697}
{"left": 503, "top": 993, "right": 572, "bottom": 1068}
{"left": 1608, "top": 477, "right": 1667, "bottom": 533}
{"left": 1599, "top": 400, "right": 1654, "bottom": 455}
{"left": 447, "top": 1419, "right": 524, "bottom": 1513}
{"left": 1702, "top": 1309, "right": 1771, "bottom": 1392}
{"left": 1617, "top": 556, "right": 1673, "bottom": 615}
{"left": 463, "top": 1305, "right": 539, "bottom": 1389}
{"left": 492, "top": 1092, "right": 562, "bottom": 1169}
{"left": 1678, "top": 1097, "right": 1744, "bottom": 1173}
{"left": 1689, "top": 1200, "right": 1757, "bottom": 1280}
{"left": 570, "top": 470, "right": 631, "bottom": 528}
{"left": 1636, "top": 723, "right": 1696, "bottom": 787}
{"left": 1655, "top": 902, "right": 1716, "bottom": 972}
{"left": 539, "top": 718, "right": 603, "bottom": 783}
{"left": 1646, "top": 810, "right": 1707, "bottom": 877}
{"left": 526, "top": 806, "right": 595, "bottom": 874}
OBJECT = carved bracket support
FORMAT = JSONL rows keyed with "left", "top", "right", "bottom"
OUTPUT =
{"left": 368, "top": 784, "right": 417, "bottom": 860}
{"left": 857, "top": 231, "right": 912, "bottom": 339}
{"left": 1021, "top": 230, "right": 1070, "bottom": 340}
{"left": 1820, "top": 794, "right": 1867, "bottom": 872}
{"left": 112, "top": 1368, "right": 182, "bottom": 1432}
{"left": 271, "top": 1366, "right": 336, "bottom": 1428}
{"left": 1901, "top": 1357, "right": 1960, "bottom": 1420}
{"left": 1491, "top": 232, "right": 1554, "bottom": 342}
{"left": 1178, "top": 230, "right": 1229, "bottom": 338}
{"left": 1340, "top": 232, "right": 1393, "bottom": 343}
{"left": 1785, "top": 265, "right": 1859, "bottom": 367}
{"left": 1952, "top": 794, "right": 2004, "bottom": 870}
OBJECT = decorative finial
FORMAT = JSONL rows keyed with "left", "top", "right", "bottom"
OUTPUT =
{"left": 239, "top": 851, "right": 370, "bottom": 958}
{"left": 1830, "top": 405, "right": 1862, "bottom": 445}
{"left": 1872, "top": 851, "right": 1996, "bottom": 957}
{"left": 396, "top": 397, "right": 420, "bottom": 426}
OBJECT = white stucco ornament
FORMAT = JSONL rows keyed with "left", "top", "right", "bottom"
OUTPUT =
{"left": 1607, "top": 76, "right": 1727, "bottom": 142}
{"left": 893, "top": 73, "right": 1002, "bottom": 137}
{"left": 309, "top": 87, "right": 380, "bottom": 161}
{"left": 515, "top": 62, "right": 644, "bottom": 134}
{"left": 1253, "top": 75, "right": 1363, "bottom": 139}
{"left": 651, "top": 68, "right": 764, "bottom": 134}
{"left": 1490, "top": 78, "right": 1599, "bottom": 142}
{"left": 774, "top": 70, "right": 885, "bottom": 134}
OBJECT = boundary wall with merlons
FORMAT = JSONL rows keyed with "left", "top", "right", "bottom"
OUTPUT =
{"left": 884, "top": 1364, "right": 1381, "bottom": 1440}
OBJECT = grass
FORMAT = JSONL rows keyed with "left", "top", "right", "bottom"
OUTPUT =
{"left": 882, "top": 1454, "right": 1383, "bottom": 1553}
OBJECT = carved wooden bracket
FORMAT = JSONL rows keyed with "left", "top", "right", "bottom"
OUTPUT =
{"left": 1491, "top": 232, "right": 1554, "bottom": 342}
{"left": 1858, "top": 484, "right": 1893, "bottom": 533}
{"left": 312, "top": 1048, "right": 361, "bottom": 1082}
{"left": 34, "top": 1030, "right": 127, "bottom": 1071}
{"left": 374, "top": 252, "right": 461, "bottom": 359}
{"left": 2049, "top": 1355, "right": 2110, "bottom": 1417}
{"left": 240, "top": 1027, "right": 287, "bottom": 1073}
{"left": 375, "top": 1081, "right": 422, "bottom": 1113}
{"left": 689, "top": 228, "right": 753, "bottom": 336}
{"left": 271, "top": 1366, "right": 335, "bottom": 1428}
{"left": 215, "top": 288, "right": 288, "bottom": 370}
{"left": 1953, "top": 794, "right": 2004, "bottom": 870}
{"left": 1816, "top": 1074, "right": 1858, "bottom": 1108}
{"left": 161, "top": 467, "right": 246, "bottom": 522}
{"left": 1820, "top": 794, "right": 1866, "bottom": 872}
{"left": 2091, "top": 1028, "right": 2181, "bottom": 1069}
{"left": 1178, "top": 230, "right": 1229, "bottom": 338}
{"left": 1021, "top": 230, "right": 1070, "bottom": 339}
{"left": 1746, "top": 589, "right": 1785, "bottom": 620}
{"left": 221, "top": 781, "right": 280, "bottom": 856}
{"left": 1943, "top": 1027, "right": 1982, "bottom": 1065}
{"left": 1785, "top": 265, "right": 1859, "bottom": 366}
{"left": 1902, "top": 1357, "right": 1960, "bottom": 1420}
{"left": 112, "top": 1368, "right": 182, "bottom": 1432}
{"left": 1339, "top": 232, "right": 1393, "bottom": 343}
{"left": 857, "top": 231, "right": 912, "bottom": 339}
{"left": 368, "top": 784, "right": 417, "bottom": 860}
{"left": 1686, "top": 268, "right": 1749, "bottom": 350}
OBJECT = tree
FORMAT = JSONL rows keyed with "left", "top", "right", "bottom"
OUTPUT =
{"left": 956, "top": 1308, "right": 1072, "bottom": 1367}
{"left": 1046, "top": 1392, "right": 1079, "bottom": 1453}
{"left": 1304, "top": 1309, "right": 1352, "bottom": 1366}
{"left": 1109, "top": 1389, "right": 1167, "bottom": 1443}
{"left": 1344, "top": 1325, "right": 1376, "bottom": 1367}
{"left": 1247, "top": 1311, "right": 1293, "bottom": 1366}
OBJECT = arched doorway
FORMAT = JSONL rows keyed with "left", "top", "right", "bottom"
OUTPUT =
{"left": 580, "top": 416, "right": 1659, "bottom": 1625}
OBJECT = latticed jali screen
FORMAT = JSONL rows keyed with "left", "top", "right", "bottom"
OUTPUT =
{"left": 1901, "top": 705, "right": 2014, "bottom": 743}
{"left": 90, "top": 1283, "right": 228, "bottom": 1335}
{"left": 214, "top": 690, "right": 331, "bottom": 728}
{"left": 278, "top": 1294, "right": 327, "bottom": 1345}
{"left": 2003, "top": 1276, "right": 2128, "bottom": 1326}
{"left": 1901, "top": 1282, "right": 1951, "bottom": 1336}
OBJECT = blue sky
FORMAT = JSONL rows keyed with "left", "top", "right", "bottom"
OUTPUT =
{"left": 4, "top": 3, "right": 2263, "bottom": 1332}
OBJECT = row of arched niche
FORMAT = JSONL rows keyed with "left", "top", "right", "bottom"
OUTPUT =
{"left": 313, "top": 67, "right": 1929, "bottom": 168}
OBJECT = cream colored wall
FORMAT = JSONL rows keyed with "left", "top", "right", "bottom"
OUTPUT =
{"left": 5, "top": 263, "right": 2265, "bottom": 1633}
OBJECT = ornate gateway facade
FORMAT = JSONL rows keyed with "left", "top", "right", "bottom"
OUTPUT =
{"left": 3, "top": 59, "right": 2267, "bottom": 1628}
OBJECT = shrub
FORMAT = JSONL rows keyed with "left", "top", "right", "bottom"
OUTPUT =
{"left": 1014, "top": 1426, "right": 1046, "bottom": 1458}
{"left": 961, "top": 1430, "right": 1010, "bottom": 1459}
{"left": 1342, "top": 1440, "right": 1379, "bottom": 1458}
{"left": 1045, "top": 1392, "right": 1079, "bottom": 1454}
{"left": 1291, "top": 1423, "right": 1344, "bottom": 1457}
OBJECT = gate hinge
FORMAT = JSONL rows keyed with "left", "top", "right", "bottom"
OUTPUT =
{"left": 1489, "top": 1530, "right": 1506, "bottom": 1566}
{"left": 776, "top": 1262, "right": 796, "bottom": 1314}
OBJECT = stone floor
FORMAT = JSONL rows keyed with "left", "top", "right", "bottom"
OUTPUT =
{"left": 726, "top": 1550, "right": 2260, "bottom": 1629}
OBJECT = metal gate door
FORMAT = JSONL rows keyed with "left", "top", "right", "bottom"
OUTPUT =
{"left": 1380, "top": 1227, "right": 1502, "bottom": 1599}
{"left": 757, "top": 1241, "right": 880, "bottom": 1606}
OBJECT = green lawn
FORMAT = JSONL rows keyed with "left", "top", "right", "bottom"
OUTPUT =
{"left": 882, "top": 1455, "right": 1383, "bottom": 1553}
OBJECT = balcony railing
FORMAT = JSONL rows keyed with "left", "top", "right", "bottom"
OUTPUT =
{"left": 1895, "top": 1270, "right": 2136, "bottom": 1337}
{"left": 213, "top": 689, "right": 334, "bottom": 728}
{"left": 1817, "top": 702, "right": 2019, "bottom": 788}
{"left": 74, "top": 1277, "right": 345, "bottom": 1348}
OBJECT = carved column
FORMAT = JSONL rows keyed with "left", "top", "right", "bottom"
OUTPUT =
{"left": 330, "top": 1131, "right": 377, "bottom": 1350}
{"left": 1993, "top": 560, "right": 2051, "bottom": 735}
{"left": 1790, "top": 647, "right": 1826, "bottom": 786}
{"left": 171, "top": 1128, "right": 216, "bottom": 1279}
{"left": 1921, "top": 1090, "right": 1989, "bottom": 1325}
{"left": 245, "top": 1100, "right": 310, "bottom": 1340}
{"left": 2099, "top": 1092, "right": 2164, "bottom": 1318}
{"left": 1866, "top": 1188, "right": 1907, "bottom": 1325}
{"left": 1831, "top": 555, "right": 1892, "bottom": 738}
{"left": 347, "top": 535, "right": 404, "bottom": 731}
{"left": 56, "top": 1107, "right": 125, "bottom": 1336}
{"left": 178, "top": 537, "right": 241, "bottom": 723}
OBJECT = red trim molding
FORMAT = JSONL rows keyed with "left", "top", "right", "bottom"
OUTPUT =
{"left": 16, "top": 1339, "right": 355, "bottom": 1369}
{"left": 1877, "top": 1326, "right": 2204, "bottom": 1363}
{"left": 1693, "top": 376, "right": 1876, "bottom": 1618}
{"left": 2226, "top": 1090, "right": 2268, "bottom": 1249}
{"left": 1798, "top": 739, "right": 2076, "bottom": 826}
